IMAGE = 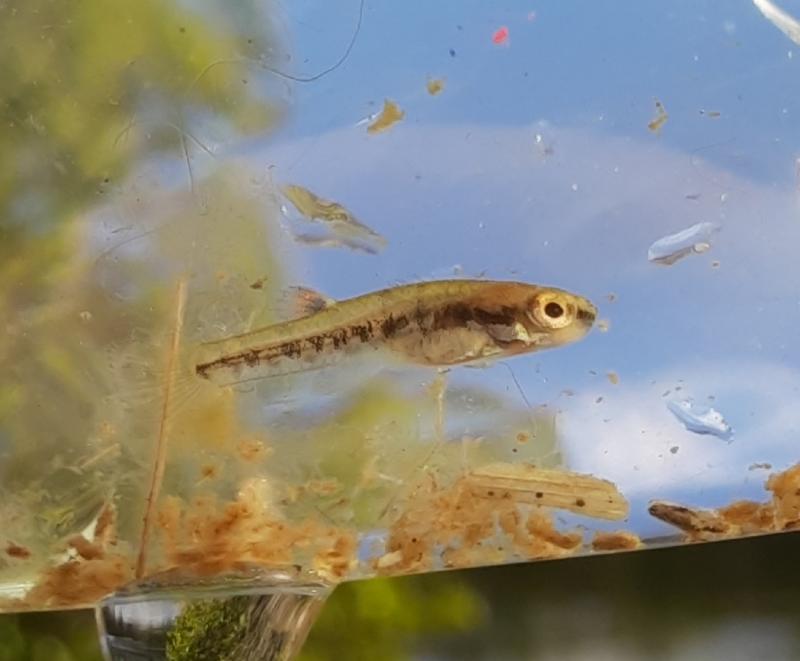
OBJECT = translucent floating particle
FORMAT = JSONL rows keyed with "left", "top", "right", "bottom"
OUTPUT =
{"left": 667, "top": 398, "right": 733, "bottom": 442}
{"left": 647, "top": 221, "right": 721, "bottom": 265}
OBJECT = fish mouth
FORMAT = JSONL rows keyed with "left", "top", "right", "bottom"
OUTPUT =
{"left": 576, "top": 304, "right": 597, "bottom": 326}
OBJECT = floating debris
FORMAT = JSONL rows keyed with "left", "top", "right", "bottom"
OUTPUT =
{"left": 236, "top": 438, "right": 272, "bottom": 463}
{"left": 534, "top": 132, "right": 555, "bottom": 157}
{"left": 647, "top": 99, "right": 669, "bottom": 133}
{"left": 492, "top": 26, "right": 510, "bottom": 45}
{"left": 753, "top": 0, "right": 800, "bottom": 46}
{"left": 646, "top": 464, "right": 800, "bottom": 541}
{"left": 591, "top": 530, "right": 642, "bottom": 551}
{"left": 749, "top": 462, "right": 773, "bottom": 471}
{"left": 606, "top": 371, "right": 619, "bottom": 385}
{"left": 699, "top": 109, "right": 722, "bottom": 118}
{"left": 292, "top": 233, "right": 380, "bottom": 254}
{"left": 647, "top": 221, "right": 721, "bottom": 265}
{"left": 648, "top": 501, "right": 732, "bottom": 540}
{"left": 281, "top": 184, "right": 387, "bottom": 254}
{"left": 367, "top": 99, "right": 405, "bottom": 134}
{"left": 597, "top": 319, "right": 610, "bottom": 333}
{"left": 381, "top": 463, "right": 606, "bottom": 575}
{"left": 667, "top": 398, "right": 733, "bottom": 441}
{"left": 5, "top": 542, "right": 31, "bottom": 560}
{"left": 426, "top": 78, "right": 445, "bottom": 95}
{"left": 465, "top": 463, "right": 629, "bottom": 520}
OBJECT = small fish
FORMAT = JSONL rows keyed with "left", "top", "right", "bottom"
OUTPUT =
{"left": 194, "top": 280, "right": 597, "bottom": 387}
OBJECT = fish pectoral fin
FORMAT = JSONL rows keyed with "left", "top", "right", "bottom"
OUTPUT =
{"left": 484, "top": 321, "right": 533, "bottom": 345}
{"left": 278, "top": 285, "right": 336, "bottom": 320}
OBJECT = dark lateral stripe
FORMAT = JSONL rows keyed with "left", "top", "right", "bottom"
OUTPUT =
{"left": 196, "top": 319, "right": 381, "bottom": 378}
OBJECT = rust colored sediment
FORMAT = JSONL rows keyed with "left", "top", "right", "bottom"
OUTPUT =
{"left": 591, "top": 531, "right": 642, "bottom": 551}
{"left": 136, "top": 278, "right": 188, "bottom": 578}
{"left": 648, "top": 461, "right": 800, "bottom": 541}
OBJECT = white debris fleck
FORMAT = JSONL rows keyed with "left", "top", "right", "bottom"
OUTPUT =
{"left": 667, "top": 399, "right": 733, "bottom": 442}
{"left": 648, "top": 221, "right": 721, "bottom": 265}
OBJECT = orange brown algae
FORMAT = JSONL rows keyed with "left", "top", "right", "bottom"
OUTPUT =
{"left": 155, "top": 483, "right": 357, "bottom": 579}
{"left": 5, "top": 542, "right": 31, "bottom": 559}
{"left": 67, "top": 535, "right": 106, "bottom": 561}
{"left": 22, "top": 555, "right": 134, "bottom": 609}
{"left": 591, "top": 531, "right": 642, "bottom": 552}
{"left": 648, "top": 461, "right": 800, "bottom": 541}
{"left": 379, "top": 463, "right": 626, "bottom": 575}
{"left": 312, "top": 532, "right": 357, "bottom": 582}
{"left": 765, "top": 463, "right": 800, "bottom": 528}
{"left": 236, "top": 438, "right": 271, "bottom": 462}
{"left": 199, "top": 464, "right": 219, "bottom": 480}
{"left": 4, "top": 498, "right": 132, "bottom": 609}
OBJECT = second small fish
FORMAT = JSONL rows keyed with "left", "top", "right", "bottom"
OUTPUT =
{"left": 195, "top": 279, "right": 597, "bottom": 386}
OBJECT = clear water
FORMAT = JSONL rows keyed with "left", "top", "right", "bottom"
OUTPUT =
{"left": 1, "top": 0, "right": 799, "bottom": 614}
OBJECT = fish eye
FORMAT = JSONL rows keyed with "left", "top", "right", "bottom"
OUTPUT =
{"left": 544, "top": 302, "right": 564, "bottom": 319}
{"left": 529, "top": 294, "right": 575, "bottom": 329}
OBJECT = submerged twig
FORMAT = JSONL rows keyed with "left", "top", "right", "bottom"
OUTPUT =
{"left": 136, "top": 278, "right": 188, "bottom": 578}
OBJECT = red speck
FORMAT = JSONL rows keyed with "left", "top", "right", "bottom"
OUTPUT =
{"left": 492, "top": 26, "right": 509, "bottom": 45}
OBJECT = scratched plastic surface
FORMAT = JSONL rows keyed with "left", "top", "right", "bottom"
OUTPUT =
{"left": 2, "top": 0, "right": 800, "bottom": 612}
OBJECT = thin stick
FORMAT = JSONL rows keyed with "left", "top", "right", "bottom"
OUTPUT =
{"left": 136, "top": 278, "right": 188, "bottom": 579}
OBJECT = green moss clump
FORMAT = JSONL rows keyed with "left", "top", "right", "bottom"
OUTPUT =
{"left": 166, "top": 597, "right": 249, "bottom": 661}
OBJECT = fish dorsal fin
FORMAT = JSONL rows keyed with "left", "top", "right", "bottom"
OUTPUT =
{"left": 279, "top": 285, "right": 336, "bottom": 320}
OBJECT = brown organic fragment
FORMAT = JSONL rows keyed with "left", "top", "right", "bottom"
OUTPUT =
{"left": 591, "top": 531, "right": 642, "bottom": 551}
{"left": 466, "top": 463, "right": 629, "bottom": 520}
